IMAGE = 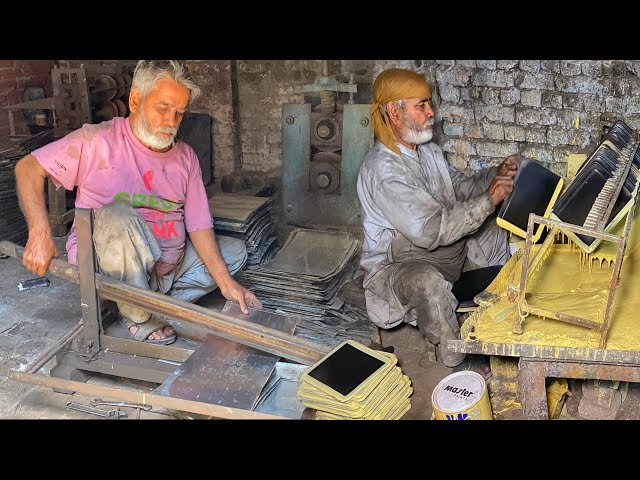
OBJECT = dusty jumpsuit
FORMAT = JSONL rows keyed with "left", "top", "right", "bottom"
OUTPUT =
{"left": 356, "top": 141, "right": 510, "bottom": 366}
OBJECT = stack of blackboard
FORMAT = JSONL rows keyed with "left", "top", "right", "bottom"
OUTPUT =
{"left": 235, "top": 228, "right": 375, "bottom": 346}
{"left": 208, "top": 193, "right": 279, "bottom": 267}
{"left": 297, "top": 340, "right": 412, "bottom": 420}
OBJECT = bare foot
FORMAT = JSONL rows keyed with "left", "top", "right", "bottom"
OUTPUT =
{"left": 128, "top": 324, "right": 175, "bottom": 341}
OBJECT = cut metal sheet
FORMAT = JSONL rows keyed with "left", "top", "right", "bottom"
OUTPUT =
{"left": 154, "top": 303, "right": 297, "bottom": 411}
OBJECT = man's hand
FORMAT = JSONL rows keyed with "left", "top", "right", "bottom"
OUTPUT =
{"left": 497, "top": 153, "right": 523, "bottom": 178}
{"left": 488, "top": 175, "right": 515, "bottom": 205}
{"left": 220, "top": 278, "right": 262, "bottom": 315}
{"left": 23, "top": 229, "right": 59, "bottom": 276}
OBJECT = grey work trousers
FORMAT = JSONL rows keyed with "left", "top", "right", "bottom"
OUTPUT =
{"left": 392, "top": 216, "right": 508, "bottom": 367}
{"left": 92, "top": 201, "right": 247, "bottom": 324}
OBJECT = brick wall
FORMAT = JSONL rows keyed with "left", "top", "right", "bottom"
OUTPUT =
{"left": 0, "top": 60, "right": 54, "bottom": 137}
{"left": 21, "top": 59, "right": 634, "bottom": 182}
{"left": 432, "top": 60, "right": 640, "bottom": 176}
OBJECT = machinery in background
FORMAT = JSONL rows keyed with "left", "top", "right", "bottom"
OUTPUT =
{"left": 282, "top": 62, "right": 373, "bottom": 228}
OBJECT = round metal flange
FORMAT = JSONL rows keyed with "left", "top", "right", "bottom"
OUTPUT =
{"left": 93, "top": 100, "right": 119, "bottom": 122}
{"left": 312, "top": 116, "right": 341, "bottom": 147}
{"left": 310, "top": 152, "right": 341, "bottom": 194}
{"left": 112, "top": 73, "right": 126, "bottom": 99}
{"left": 113, "top": 98, "right": 127, "bottom": 117}
{"left": 91, "top": 75, "right": 117, "bottom": 103}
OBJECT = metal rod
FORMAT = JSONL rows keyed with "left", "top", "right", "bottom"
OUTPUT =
{"left": 530, "top": 214, "right": 621, "bottom": 243}
{"left": 0, "top": 241, "right": 330, "bottom": 365}
{"left": 27, "top": 322, "right": 83, "bottom": 374}
{"left": 8, "top": 370, "right": 287, "bottom": 420}
{"left": 520, "top": 305, "right": 604, "bottom": 330}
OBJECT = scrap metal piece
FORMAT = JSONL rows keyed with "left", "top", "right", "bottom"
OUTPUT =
{"left": 66, "top": 401, "right": 127, "bottom": 419}
{"left": 17, "top": 276, "right": 50, "bottom": 291}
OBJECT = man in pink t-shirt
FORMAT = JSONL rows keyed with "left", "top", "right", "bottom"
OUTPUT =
{"left": 15, "top": 60, "right": 261, "bottom": 345}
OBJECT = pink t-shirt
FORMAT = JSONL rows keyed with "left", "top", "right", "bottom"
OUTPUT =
{"left": 32, "top": 117, "right": 213, "bottom": 275}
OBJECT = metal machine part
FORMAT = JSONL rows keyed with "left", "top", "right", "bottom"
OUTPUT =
{"left": 66, "top": 401, "right": 127, "bottom": 419}
{"left": 282, "top": 62, "right": 373, "bottom": 227}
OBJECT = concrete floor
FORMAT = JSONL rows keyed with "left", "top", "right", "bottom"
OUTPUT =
{"left": 3, "top": 236, "right": 640, "bottom": 421}
{"left": 0, "top": 234, "right": 456, "bottom": 420}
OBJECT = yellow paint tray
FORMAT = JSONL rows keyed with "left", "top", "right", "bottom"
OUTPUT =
{"left": 496, "top": 158, "right": 564, "bottom": 242}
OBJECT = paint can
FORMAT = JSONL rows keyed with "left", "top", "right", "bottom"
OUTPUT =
{"left": 431, "top": 371, "right": 492, "bottom": 420}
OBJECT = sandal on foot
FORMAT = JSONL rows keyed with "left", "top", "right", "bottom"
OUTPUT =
{"left": 118, "top": 314, "right": 177, "bottom": 345}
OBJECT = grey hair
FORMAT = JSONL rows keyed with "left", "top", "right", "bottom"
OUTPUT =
{"left": 132, "top": 60, "right": 201, "bottom": 106}
{"left": 384, "top": 99, "right": 405, "bottom": 115}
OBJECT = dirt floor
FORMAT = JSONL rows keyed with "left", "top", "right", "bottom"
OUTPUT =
{"left": 3, "top": 236, "right": 640, "bottom": 421}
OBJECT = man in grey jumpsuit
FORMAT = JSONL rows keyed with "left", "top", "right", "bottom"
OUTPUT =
{"left": 357, "top": 68, "right": 521, "bottom": 368}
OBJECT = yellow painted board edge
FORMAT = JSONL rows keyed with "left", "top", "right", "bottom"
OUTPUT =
{"left": 496, "top": 177, "right": 564, "bottom": 241}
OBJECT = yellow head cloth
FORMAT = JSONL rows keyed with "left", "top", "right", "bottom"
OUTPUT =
{"left": 370, "top": 68, "right": 431, "bottom": 154}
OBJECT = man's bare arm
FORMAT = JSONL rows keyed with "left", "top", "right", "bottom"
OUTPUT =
{"left": 189, "top": 228, "right": 260, "bottom": 314}
{"left": 14, "top": 154, "right": 59, "bottom": 275}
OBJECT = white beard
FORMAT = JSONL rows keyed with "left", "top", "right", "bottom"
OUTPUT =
{"left": 401, "top": 127, "right": 433, "bottom": 145}
{"left": 400, "top": 115, "right": 434, "bottom": 145}
{"left": 131, "top": 110, "right": 178, "bottom": 151}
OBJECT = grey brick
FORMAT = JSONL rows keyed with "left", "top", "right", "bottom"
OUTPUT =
{"left": 476, "top": 60, "right": 497, "bottom": 70}
{"left": 520, "top": 60, "right": 540, "bottom": 73}
{"left": 438, "top": 104, "right": 476, "bottom": 122}
{"left": 622, "top": 114, "right": 640, "bottom": 130}
{"left": 583, "top": 94, "right": 603, "bottom": 112}
{"left": 436, "top": 67, "right": 474, "bottom": 86}
{"left": 605, "top": 97, "right": 625, "bottom": 115}
{"left": 547, "top": 161, "right": 568, "bottom": 177}
{"left": 456, "top": 60, "right": 477, "bottom": 68}
{"left": 446, "top": 153, "right": 469, "bottom": 171}
{"left": 542, "top": 91, "right": 563, "bottom": 109}
{"left": 481, "top": 87, "right": 501, "bottom": 105}
{"left": 581, "top": 61, "right": 603, "bottom": 77}
{"left": 602, "top": 78, "right": 632, "bottom": 97}
{"left": 472, "top": 70, "right": 516, "bottom": 88}
{"left": 519, "top": 72, "right": 555, "bottom": 90}
{"left": 475, "top": 141, "right": 519, "bottom": 157}
{"left": 504, "top": 125, "right": 526, "bottom": 142}
{"left": 475, "top": 105, "right": 515, "bottom": 122}
{"left": 555, "top": 75, "right": 603, "bottom": 94}
{"left": 541, "top": 60, "right": 560, "bottom": 73}
{"left": 556, "top": 110, "right": 601, "bottom": 128}
{"left": 442, "top": 138, "right": 476, "bottom": 155}
{"left": 562, "top": 93, "right": 581, "bottom": 109}
{"left": 469, "top": 157, "right": 494, "bottom": 171}
{"left": 525, "top": 127, "right": 547, "bottom": 144}
{"left": 625, "top": 97, "right": 640, "bottom": 115}
{"left": 438, "top": 84, "right": 460, "bottom": 102}
{"left": 482, "top": 121, "right": 505, "bottom": 140}
{"left": 521, "top": 145, "right": 555, "bottom": 163}
{"left": 443, "top": 121, "right": 464, "bottom": 136}
{"left": 460, "top": 87, "right": 481, "bottom": 101}
{"left": 560, "top": 60, "right": 583, "bottom": 76}
{"left": 497, "top": 60, "right": 519, "bottom": 70}
{"left": 547, "top": 128, "right": 570, "bottom": 146}
{"left": 500, "top": 88, "right": 521, "bottom": 106}
{"left": 464, "top": 123, "right": 483, "bottom": 139}
{"left": 515, "top": 107, "right": 557, "bottom": 126}
{"left": 603, "top": 60, "right": 626, "bottom": 77}
{"left": 521, "top": 90, "right": 543, "bottom": 107}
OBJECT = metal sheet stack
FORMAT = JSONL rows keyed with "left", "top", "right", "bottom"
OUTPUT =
{"left": 208, "top": 193, "right": 279, "bottom": 267}
{"left": 235, "top": 228, "right": 375, "bottom": 346}
{"left": 297, "top": 340, "right": 413, "bottom": 420}
{"left": 0, "top": 130, "right": 55, "bottom": 245}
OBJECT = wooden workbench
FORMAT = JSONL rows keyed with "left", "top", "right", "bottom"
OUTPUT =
{"left": 447, "top": 238, "right": 640, "bottom": 419}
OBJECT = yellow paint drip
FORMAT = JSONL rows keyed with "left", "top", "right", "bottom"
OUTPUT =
{"left": 464, "top": 203, "right": 640, "bottom": 351}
